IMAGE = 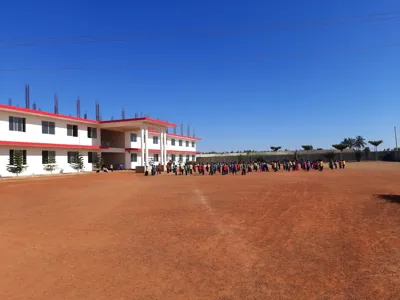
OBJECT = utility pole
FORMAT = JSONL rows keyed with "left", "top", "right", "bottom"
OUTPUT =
{"left": 395, "top": 126, "right": 398, "bottom": 151}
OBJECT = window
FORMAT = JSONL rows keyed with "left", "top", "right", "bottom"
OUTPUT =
{"left": 130, "top": 133, "right": 137, "bottom": 142}
{"left": 9, "top": 150, "right": 27, "bottom": 165}
{"left": 9, "top": 116, "right": 26, "bottom": 132}
{"left": 192, "top": 141, "right": 195, "bottom": 147}
{"left": 186, "top": 155, "right": 190, "bottom": 161}
{"left": 42, "top": 151, "right": 56, "bottom": 164}
{"left": 171, "top": 154, "right": 176, "bottom": 162}
{"left": 154, "top": 154, "right": 159, "bottom": 162}
{"left": 192, "top": 155, "right": 195, "bottom": 161}
{"left": 42, "top": 121, "right": 55, "bottom": 135}
{"left": 179, "top": 140, "right": 183, "bottom": 146}
{"left": 67, "top": 124, "right": 78, "bottom": 137}
{"left": 171, "top": 139, "right": 176, "bottom": 146}
{"left": 153, "top": 136, "right": 158, "bottom": 144}
{"left": 88, "top": 152, "right": 97, "bottom": 163}
{"left": 87, "top": 127, "right": 97, "bottom": 138}
{"left": 131, "top": 153, "right": 137, "bottom": 162}
{"left": 185, "top": 141, "right": 189, "bottom": 147}
{"left": 67, "top": 151, "right": 78, "bottom": 163}
{"left": 179, "top": 154, "right": 183, "bottom": 161}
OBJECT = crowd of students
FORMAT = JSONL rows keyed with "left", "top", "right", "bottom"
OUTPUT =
{"left": 144, "top": 160, "right": 346, "bottom": 176}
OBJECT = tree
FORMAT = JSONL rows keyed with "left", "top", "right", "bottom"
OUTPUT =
{"left": 363, "top": 147, "right": 371, "bottom": 159}
{"left": 70, "top": 152, "right": 84, "bottom": 172}
{"left": 332, "top": 144, "right": 347, "bottom": 160}
{"left": 341, "top": 138, "right": 355, "bottom": 149}
{"left": 368, "top": 140, "right": 383, "bottom": 160}
{"left": 301, "top": 145, "right": 313, "bottom": 151}
{"left": 7, "top": 150, "right": 27, "bottom": 177}
{"left": 353, "top": 135, "right": 366, "bottom": 150}
{"left": 301, "top": 145, "right": 313, "bottom": 160}
{"left": 270, "top": 146, "right": 281, "bottom": 152}
{"left": 43, "top": 155, "right": 58, "bottom": 174}
{"left": 95, "top": 154, "right": 104, "bottom": 170}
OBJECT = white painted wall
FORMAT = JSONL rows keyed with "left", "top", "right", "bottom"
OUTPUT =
{"left": 0, "top": 147, "right": 94, "bottom": 177}
{"left": 0, "top": 111, "right": 100, "bottom": 146}
{"left": 126, "top": 151, "right": 142, "bottom": 169}
{"left": 166, "top": 137, "right": 197, "bottom": 152}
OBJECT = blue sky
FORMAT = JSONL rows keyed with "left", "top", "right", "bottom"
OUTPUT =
{"left": 1, "top": 0, "right": 399, "bottom": 152}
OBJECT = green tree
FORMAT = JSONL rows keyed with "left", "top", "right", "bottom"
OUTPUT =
{"left": 332, "top": 144, "right": 347, "bottom": 160}
{"left": 301, "top": 145, "right": 313, "bottom": 160}
{"left": 363, "top": 147, "right": 371, "bottom": 159}
{"left": 270, "top": 146, "right": 281, "bottom": 152}
{"left": 368, "top": 140, "right": 383, "bottom": 160}
{"left": 43, "top": 155, "right": 58, "bottom": 174}
{"left": 70, "top": 152, "right": 84, "bottom": 172}
{"left": 95, "top": 154, "right": 104, "bottom": 170}
{"left": 341, "top": 138, "right": 355, "bottom": 149}
{"left": 353, "top": 135, "right": 366, "bottom": 150}
{"left": 7, "top": 150, "right": 27, "bottom": 177}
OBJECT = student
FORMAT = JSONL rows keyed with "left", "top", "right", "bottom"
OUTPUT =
{"left": 334, "top": 160, "right": 338, "bottom": 169}
{"left": 319, "top": 160, "right": 324, "bottom": 172}
{"left": 342, "top": 160, "right": 346, "bottom": 169}
{"left": 189, "top": 164, "right": 193, "bottom": 174}
{"left": 241, "top": 163, "right": 246, "bottom": 175}
{"left": 145, "top": 165, "right": 149, "bottom": 176}
{"left": 110, "top": 164, "right": 114, "bottom": 172}
{"left": 329, "top": 160, "right": 333, "bottom": 170}
{"left": 306, "top": 160, "right": 310, "bottom": 172}
{"left": 339, "top": 160, "right": 343, "bottom": 169}
{"left": 173, "top": 164, "right": 178, "bottom": 176}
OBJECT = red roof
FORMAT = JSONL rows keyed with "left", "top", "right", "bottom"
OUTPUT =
{"left": 0, "top": 104, "right": 98, "bottom": 124}
{"left": 100, "top": 117, "right": 177, "bottom": 127}
{"left": 148, "top": 129, "right": 201, "bottom": 140}
{"left": 0, "top": 140, "right": 107, "bottom": 150}
{"left": 0, "top": 104, "right": 177, "bottom": 127}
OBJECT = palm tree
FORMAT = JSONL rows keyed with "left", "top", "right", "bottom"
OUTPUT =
{"left": 332, "top": 144, "right": 347, "bottom": 160}
{"left": 353, "top": 135, "right": 366, "bottom": 150}
{"left": 368, "top": 140, "right": 383, "bottom": 160}
{"left": 341, "top": 138, "right": 355, "bottom": 149}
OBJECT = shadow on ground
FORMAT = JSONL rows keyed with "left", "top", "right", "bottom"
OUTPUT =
{"left": 377, "top": 194, "right": 400, "bottom": 204}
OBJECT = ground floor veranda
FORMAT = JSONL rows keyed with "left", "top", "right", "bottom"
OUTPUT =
{"left": 0, "top": 146, "right": 198, "bottom": 177}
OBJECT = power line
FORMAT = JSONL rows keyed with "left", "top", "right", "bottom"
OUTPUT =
{"left": 1, "top": 42, "right": 399, "bottom": 72}
{"left": 0, "top": 12, "right": 399, "bottom": 48}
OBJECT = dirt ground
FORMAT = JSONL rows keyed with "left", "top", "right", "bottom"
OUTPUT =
{"left": 0, "top": 162, "right": 399, "bottom": 300}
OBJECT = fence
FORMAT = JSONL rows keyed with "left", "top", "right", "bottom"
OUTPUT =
{"left": 196, "top": 150, "right": 400, "bottom": 164}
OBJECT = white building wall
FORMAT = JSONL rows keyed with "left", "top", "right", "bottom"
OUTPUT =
{"left": 0, "top": 111, "right": 100, "bottom": 146}
{"left": 0, "top": 147, "right": 94, "bottom": 177}
{"left": 166, "top": 136, "right": 197, "bottom": 153}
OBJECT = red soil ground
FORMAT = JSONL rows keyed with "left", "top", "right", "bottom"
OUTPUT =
{"left": 0, "top": 162, "right": 399, "bottom": 300}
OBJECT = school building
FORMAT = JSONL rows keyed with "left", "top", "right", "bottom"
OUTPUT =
{"left": 0, "top": 104, "right": 201, "bottom": 177}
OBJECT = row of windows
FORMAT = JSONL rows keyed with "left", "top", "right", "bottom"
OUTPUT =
{"left": 130, "top": 153, "right": 196, "bottom": 162}
{"left": 9, "top": 116, "right": 97, "bottom": 138}
{"left": 7, "top": 150, "right": 98, "bottom": 165}
{"left": 130, "top": 133, "right": 195, "bottom": 147}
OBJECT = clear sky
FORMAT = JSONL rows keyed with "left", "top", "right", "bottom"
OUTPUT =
{"left": 1, "top": 0, "right": 399, "bottom": 152}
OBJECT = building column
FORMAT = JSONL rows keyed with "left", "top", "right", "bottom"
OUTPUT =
{"left": 163, "top": 129, "right": 168, "bottom": 164}
{"left": 160, "top": 131, "right": 164, "bottom": 165}
{"left": 144, "top": 126, "right": 149, "bottom": 166}
{"left": 140, "top": 126, "right": 145, "bottom": 166}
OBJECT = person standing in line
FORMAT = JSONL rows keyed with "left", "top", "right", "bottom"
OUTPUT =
{"left": 241, "top": 163, "right": 246, "bottom": 175}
